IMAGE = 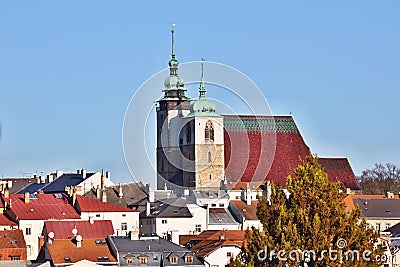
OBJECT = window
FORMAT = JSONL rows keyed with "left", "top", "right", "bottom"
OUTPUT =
{"left": 96, "top": 214, "right": 100, "bottom": 217}
{"left": 219, "top": 203, "right": 224, "bottom": 207}
{"left": 227, "top": 252, "right": 233, "bottom": 258}
{"left": 386, "top": 223, "right": 391, "bottom": 230}
{"left": 161, "top": 158, "right": 164, "bottom": 172}
{"left": 121, "top": 223, "right": 127, "bottom": 231}
{"left": 185, "top": 256, "right": 194, "bottom": 264}
{"left": 26, "top": 225, "right": 32, "bottom": 235}
{"left": 162, "top": 219, "right": 167, "bottom": 224}
{"left": 140, "top": 256, "right": 148, "bottom": 264}
{"left": 208, "top": 151, "right": 212, "bottom": 163}
{"left": 186, "top": 123, "right": 192, "bottom": 143}
{"left": 27, "top": 245, "right": 31, "bottom": 256}
{"left": 64, "top": 257, "right": 71, "bottom": 263}
{"left": 126, "top": 257, "right": 134, "bottom": 264}
{"left": 169, "top": 256, "right": 178, "bottom": 264}
{"left": 11, "top": 256, "right": 20, "bottom": 261}
{"left": 122, "top": 214, "right": 126, "bottom": 217}
{"left": 195, "top": 224, "right": 202, "bottom": 232}
{"left": 376, "top": 223, "right": 381, "bottom": 232}
{"left": 211, "top": 203, "right": 216, "bottom": 207}
{"left": 205, "top": 121, "right": 214, "bottom": 141}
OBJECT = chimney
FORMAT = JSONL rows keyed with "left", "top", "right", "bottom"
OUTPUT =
{"left": 101, "top": 190, "right": 107, "bottom": 203}
{"left": 130, "top": 229, "right": 139, "bottom": 240}
{"left": 4, "top": 188, "right": 9, "bottom": 198}
{"left": 246, "top": 183, "right": 251, "bottom": 206}
{"left": 56, "top": 170, "right": 63, "bottom": 178}
{"left": 101, "top": 170, "right": 105, "bottom": 190}
{"left": 208, "top": 190, "right": 214, "bottom": 198}
{"left": 82, "top": 169, "right": 87, "bottom": 179}
{"left": 40, "top": 175, "right": 46, "bottom": 184}
{"left": 96, "top": 185, "right": 101, "bottom": 199}
{"left": 47, "top": 175, "right": 53, "bottom": 183}
{"left": 36, "top": 177, "right": 40, "bottom": 184}
{"left": 219, "top": 233, "right": 225, "bottom": 240}
{"left": 387, "top": 191, "right": 394, "bottom": 199}
{"left": 147, "top": 183, "right": 154, "bottom": 203}
{"left": 72, "top": 191, "right": 77, "bottom": 206}
{"left": 24, "top": 192, "right": 30, "bottom": 204}
{"left": 146, "top": 201, "right": 150, "bottom": 216}
{"left": 75, "top": 235, "right": 82, "bottom": 248}
{"left": 217, "top": 190, "right": 221, "bottom": 198}
{"left": 118, "top": 184, "right": 123, "bottom": 198}
{"left": 77, "top": 169, "right": 81, "bottom": 174}
{"left": 106, "top": 171, "right": 111, "bottom": 180}
{"left": 65, "top": 186, "right": 72, "bottom": 197}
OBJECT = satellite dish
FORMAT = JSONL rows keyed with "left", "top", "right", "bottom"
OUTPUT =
{"left": 72, "top": 228, "right": 78, "bottom": 236}
{"left": 48, "top": 232, "right": 55, "bottom": 239}
{"left": 75, "top": 235, "right": 82, "bottom": 242}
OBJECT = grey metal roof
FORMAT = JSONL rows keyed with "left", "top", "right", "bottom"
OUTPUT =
{"left": 193, "top": 190, "right": 229, "bottom": 199}
{"left": 140, "top": 198, "right": 196, "bottom": 218}
{"left": 41, "top": 173, "right": 94, "bottom": 193}
{"left": 208, "top": 208, "right": 240, "bottom": 225}
{"left": 353, "top": 198, "right": 400, "bottom": 218}
{"left": 108, "top": 236, "right": 204, "bottom": 267}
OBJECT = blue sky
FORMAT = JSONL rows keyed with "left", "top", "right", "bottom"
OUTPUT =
{"left": 0, "top": 1, "right": 399, "bottom": 183}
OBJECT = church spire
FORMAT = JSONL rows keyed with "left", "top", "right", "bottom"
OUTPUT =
{"left": 199, "top": 58, "right": 206, "bottom": 99}
{"left": 168, "top": 24, "right": 179, "bottom": 76}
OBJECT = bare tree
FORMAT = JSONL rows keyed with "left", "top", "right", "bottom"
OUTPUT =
{"left": 359, "top": 163, "right": 400, "bottom": 195}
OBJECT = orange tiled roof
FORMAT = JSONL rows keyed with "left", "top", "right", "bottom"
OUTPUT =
{"left": 0, "top": 229, "right": 26, "bottom": 249}
{"left": 230, "top": 200, "right": 259, "bottom": 220}
{"left": 47, "top": 238, "right": 117, "bottom": 264}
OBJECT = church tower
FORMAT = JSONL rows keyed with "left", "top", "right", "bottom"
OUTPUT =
{"left": 156, "top": 28, "right": 191, "bottom": 191}
{"left": 181, "top": 61, "right": 225, "bottom": 191}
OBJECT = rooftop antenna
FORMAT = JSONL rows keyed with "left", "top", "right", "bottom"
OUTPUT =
{"left": 199, "top": 58, "right": 206, "bottom": 99}
{"left": 171, "top": 22, "right": 176, "bottom": 58}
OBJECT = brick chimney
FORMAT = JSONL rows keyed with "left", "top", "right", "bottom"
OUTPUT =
{"left": 4, "top": 188, "right": 9, "bottom": 199}
{"left": 118, "top": 184, "right": 123, "bottom": 198}
{"left": 101, "top": 190, "right": 107, "bottom": 203}
{"left": 24, "top": 192, "right": 30, "bottom": 204}
{"left": 96, "top": 185, "right": 101, "bottom": 199}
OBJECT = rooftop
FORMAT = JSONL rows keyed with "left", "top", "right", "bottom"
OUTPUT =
{"left": 75, "top": 195, "right": 138, "bottom": 213}
{"left": 319, "top": 158, "right": 360, "bottom": 189}
{"left": 140, "top": 198, "right": 194, "bottom": 218}
{"left": 208, "top": 208, "right": 240, "bottom": 225}
{"left": 46, "top": 238, "right": 117, "bottom": 265}
{"left": 41, "top": 173, "right": 94, "bottom": 194}
{"left": 84, "top": 182, "right": 148, "bottom": 208}
{"left": 229, "top": 200, "right": 259, "bottom": 221}
{"left": 353, "top": 198, "right": 400, "bottom": 218}
{"left": 0, "top": 214, "right": 17, "bottom": 226}
{"left": 44, "top": 220, "right": 114, "bottom": 239}
{"left": 0, "top": 229, "right": 26, "bottom": 249}
{"left": 4, "top": 194, "right": 80, "bottom": 220}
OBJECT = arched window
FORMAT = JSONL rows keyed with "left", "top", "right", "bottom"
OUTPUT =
{"left": 208, "top": 151, "right": 212, "bottom": 163}
{"left": 205, "top": 121, "right": 214, "bottom": 141}
{"left": 186, "top": 122, "right": 192, "bottom": 143}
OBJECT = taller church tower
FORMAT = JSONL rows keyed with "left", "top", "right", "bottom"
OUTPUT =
{"left": 156, "top": 29, "right": 191, "bottom": 191}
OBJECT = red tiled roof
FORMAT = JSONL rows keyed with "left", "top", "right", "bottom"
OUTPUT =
{"left": 47, "top": 238, "right": 117, "bottom": 264}
{"left": 0, "top": 230, "right": 26, "bottom": 249}
{"left": 7, "top": 194, "right": 80, "bottom": 220}
{"left": 223, "top": 115, "right": 359, "bottom": 189}
{"left": 0, "top": 214, "right": 17, "bottom": 226}
{"left": 319, "top": 158, "right": 360, "bottom": 189}
{"left": 44, "top": 220, "right": 114, "bottom": 239}
{"left": 224, "top": 115, "right": 310, "bottom": 187}
{"left": 187, "top": 230, "right": 246, "bottom": 258}
{"left": 75, "top": 195, "right": 139, "bottom": 213}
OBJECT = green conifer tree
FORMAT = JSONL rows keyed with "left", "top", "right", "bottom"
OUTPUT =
{"left": 228, "top": 156, "right": 385, "bottom": 267}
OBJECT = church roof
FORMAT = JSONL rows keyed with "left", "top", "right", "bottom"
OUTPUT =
{"left": 223, "top": 115, "right": 359, "bottom": 189}
{"left": 223, "top": 115, "right": 310, "bottom": 186}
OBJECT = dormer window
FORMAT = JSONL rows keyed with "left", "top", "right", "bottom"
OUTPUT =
{"left": 185, "top": 256, "right": 194, "bottom": 264}
{"left": 126, "top": 257, "right": 134, "bottom": 264}
{"left": 139, "top": 256, "right": 148, "bottom": 264}
{"left": 169, "top": 256, "right": 178, "bottom": 264}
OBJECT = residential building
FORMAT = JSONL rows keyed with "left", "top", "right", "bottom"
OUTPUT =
{"left": 43, "top": 238, "right": 118, "bottom": 266}
{"left": 0, "top": 229, "right": 27, "bottom": 261}
{"left": 180, "top": 230, "right": 245, "bottom": 267}
{"left": 229, "top": 200, "right": 262, "bottom": 230}
{"left": 107, "top": 235, "right": 204, "bottom": 267}
{"left": 1, "top": 193, "right": 80, "bottom": 260}
{"left": 140, "top": 198, "right": 207, "bottom": 244}
{"left": 75, "top": 195, "right": 139, "bottom": 236}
